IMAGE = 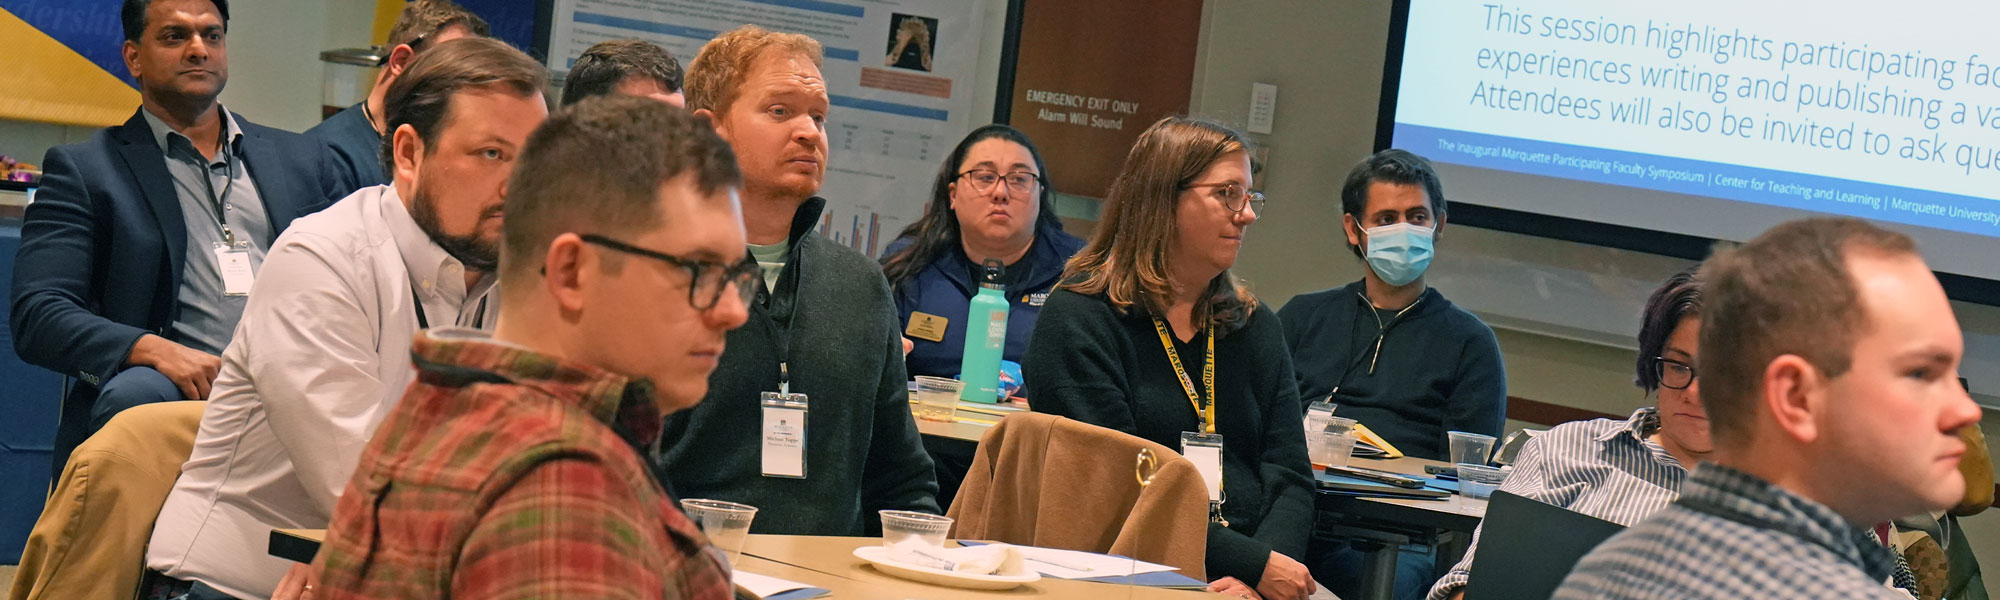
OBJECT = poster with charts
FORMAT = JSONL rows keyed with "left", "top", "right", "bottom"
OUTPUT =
{"left": 545, "top": 0, "right": 983, "bottom": 258}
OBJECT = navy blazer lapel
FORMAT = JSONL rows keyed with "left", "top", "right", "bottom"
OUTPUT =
{"left": 113, "top": 110, "right": 187, "bottom": 295}
{"left": 235, "top": 125, "right": 302, "bottom": 233}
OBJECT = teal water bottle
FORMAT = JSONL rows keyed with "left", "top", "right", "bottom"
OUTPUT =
{"left": 959, "top": 259, "right": 1009, "bottom": 403}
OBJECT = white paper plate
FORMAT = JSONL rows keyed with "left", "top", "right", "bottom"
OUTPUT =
{"left": 852, "top": 546, "right": 1042, "bottom": 590}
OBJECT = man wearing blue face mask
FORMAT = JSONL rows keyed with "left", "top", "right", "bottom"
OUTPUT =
{"left": 1281, "top": 149, "right": 1504, "bottom": 459}
{"left": 1282, "top": 149, "right": 1507, "bottom": 599}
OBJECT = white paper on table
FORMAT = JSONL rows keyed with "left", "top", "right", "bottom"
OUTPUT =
{"left": 1016, "top": 546, "right": 1179, "bottom": 580}
{"left": 732, "top": 571, "right": 815, "bottom": 597}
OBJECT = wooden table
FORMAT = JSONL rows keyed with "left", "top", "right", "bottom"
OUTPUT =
{"left": 272, "top": 529, "right": 1218, "bottom": 598}
{"left": 913, "top": 414, "right": 990, "bottom": 446}
{"left": 1316, "top": 456, "right": 1489, "bottom": 600}
{"left": 743, "top": 534, "right": 1219, "bottom": 599}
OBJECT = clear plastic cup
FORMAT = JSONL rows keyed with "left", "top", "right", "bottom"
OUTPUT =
{"left": 1448, "top": 431, "right": 1497, "bottom": 467}
{"left": 1309, "top": 430, "right": 1358, "bottom": 470}
{"left": 1456, "top": 463, "right": 1507, "bottom": 499}
{"left": 1304, "top": 399, "right": 1337, "bottom": 434}
{"left": 880, "top": 510, "right": 954, "bottom": 549}
{"left": 914, "top": 376, "right": 964, "bottom": 423}
{"left": 681, "top": 499, "right": 758, "bottom": 565}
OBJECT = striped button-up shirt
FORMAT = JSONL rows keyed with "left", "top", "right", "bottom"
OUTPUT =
{"left": 313, "top": 329, "right": 732, "bottom": 600}
{"left": 1552, "top": 462, "right": 1908, "bottom": 599}
{"left": 1427, "top": 408, "right": 1685, "bottom": 600}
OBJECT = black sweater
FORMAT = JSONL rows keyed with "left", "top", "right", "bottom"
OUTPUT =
{"left": 653, "top": 198, "right": 940, "bottom": 535}
{"left": 1277, "top": 281, "right": 1506, "bottom": 461}
{"left": 1023, "top": 289, "right": 1314, "bottom": 587}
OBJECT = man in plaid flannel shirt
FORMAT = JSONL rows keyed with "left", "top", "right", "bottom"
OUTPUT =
{"left": 312, "top": 96, "right": 758, "bottom": 599}
{"left": 1555, "top": 218, "right": 1983, "bottom": 599}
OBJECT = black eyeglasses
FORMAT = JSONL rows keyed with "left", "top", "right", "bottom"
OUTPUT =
{"left": 579, "top": 234, "right": 760, "bottom": 311}
{"left": 1653, "top": 357, "right": 1698, "bottom": 390}
{"left": 957, "top": 169, "right": 1042, "bottom": 196}
{"left": 1184, "top": 182, "right": 1266, "bottom": 214}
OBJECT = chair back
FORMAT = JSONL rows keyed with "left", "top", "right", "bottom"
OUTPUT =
{"left": 946, "top": 412, "right": 1209, "bottom": 579}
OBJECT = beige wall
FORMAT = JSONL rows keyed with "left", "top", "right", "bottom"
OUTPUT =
{"left": 1193, "top": 0, "right": 1997, "bottom": 594}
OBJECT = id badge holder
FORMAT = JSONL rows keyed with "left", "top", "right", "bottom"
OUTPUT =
{"left": 1180, "top": 431, "right": 1225, "bottom": 503}
{"left": 760, "top": 391, "right": 809, "bottom": 479}
{"left": 213, "top": 240, "right": 254, "bottom": 296}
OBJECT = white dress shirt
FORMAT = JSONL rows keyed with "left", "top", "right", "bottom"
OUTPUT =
{"left": 146, "top": 185, "right": 498, "bottom": 598}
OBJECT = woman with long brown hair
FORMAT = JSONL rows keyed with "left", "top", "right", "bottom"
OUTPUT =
{"left": 1023, "top": 117, "right": 1316, "bottom": 600}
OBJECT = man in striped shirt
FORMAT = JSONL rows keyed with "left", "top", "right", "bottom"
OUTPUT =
{"left": 1553, "top": 218, "right": 1981, "bottom": 599}
{"left": 313, "top": 96, "right": 756, "bottom": 598}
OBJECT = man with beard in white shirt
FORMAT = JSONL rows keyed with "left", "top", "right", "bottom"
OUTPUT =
{"left": 141, "top": 38, "right": 549, "bottom": 600}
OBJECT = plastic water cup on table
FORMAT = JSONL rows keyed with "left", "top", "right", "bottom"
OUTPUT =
{"left": 880, "top": 510, "right": 954, "bottom": 549}
{"left": 914, "top": 376, "right": 964, "bottom": 423}
{"left": 1308, "top": 417, "right": 1359, "bottom": 470}
{"left": 1447, "top": 431, "right": 1497, "bottom": 467}
{"left": 1456, "top": 463, "right": 1507, "bottom": 499}
{"left": 1304, "top": 399, "right": 1337, "bottom": 434}
{"left": 681, "top": 499, "right": 758, "bottom": 565}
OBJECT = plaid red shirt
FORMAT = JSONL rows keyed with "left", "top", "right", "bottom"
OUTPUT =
{"left": 313, "top": 329, "right": 733, "bottom": 599}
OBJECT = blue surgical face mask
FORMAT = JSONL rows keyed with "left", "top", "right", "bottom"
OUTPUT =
{"left": 1361, "top": 222, "right": 1434, "bottom": 286}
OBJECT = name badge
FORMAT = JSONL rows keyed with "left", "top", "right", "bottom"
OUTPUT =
{"left": 214, "top": 242, "right": 254, "bottom": 296}
{"left": 905, "top": 311, "right": 948, "bottom": 342}
{"left": 1180, "top": 431, "right": 1225, "bottom": 502}
{"left": 761, "top": 391, "right": 808, "bottom": 479}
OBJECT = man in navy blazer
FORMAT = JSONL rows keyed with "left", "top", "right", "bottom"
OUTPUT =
{"left": 9, "top": 0, "right": 349, "bottom": 479}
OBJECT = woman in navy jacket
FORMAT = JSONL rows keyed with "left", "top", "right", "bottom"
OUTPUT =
{"left": 881, "top": 124, "right": 1084, "bottom": 384}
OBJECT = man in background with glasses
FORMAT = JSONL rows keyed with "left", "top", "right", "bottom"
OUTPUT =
{"left": 656, "top": 25, "right": 940, "bottom": 536}
{"left": 145, "top": 38, "right": 547, "bottom": 600}
{"left": 308, "top": 0, "right": 488, "bottom": 193}
{"left": 314, "top": 93, "right": 748, "bottom": 600}
{"left": 1279, "top": 149, "right": 1507, "bottom": 600}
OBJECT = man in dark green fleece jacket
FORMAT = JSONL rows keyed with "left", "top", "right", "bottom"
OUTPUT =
{"left": 652, "top": 26, "right": 938, "bottom": 535}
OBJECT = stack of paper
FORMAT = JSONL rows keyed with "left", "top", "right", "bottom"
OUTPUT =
{"left": 733, "top": 571, "right": 830, "bottom": 600}
{"left": 958, "top": 543, "right": 1207, "bottom": 588}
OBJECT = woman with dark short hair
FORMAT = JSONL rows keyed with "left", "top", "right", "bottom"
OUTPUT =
{"left": 1023, "top": 116, "right": 1315, "bottom": 600}
{"left": 1425, "top": 266, "right": 1709, "bottom": 600}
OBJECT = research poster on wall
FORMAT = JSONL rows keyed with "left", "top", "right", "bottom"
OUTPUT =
{"left": 545, "top": 0, "right": 985, "bottom": 258}
{"left": 1390, "top": 0, "right": 2000, "bottom": 238}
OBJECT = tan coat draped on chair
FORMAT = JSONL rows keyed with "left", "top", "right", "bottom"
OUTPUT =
{"left": 9, "top": 401, "right": 206, "bottom": 600}
{"left": 946, "top": 412, "right": 1210, "bottom": 580}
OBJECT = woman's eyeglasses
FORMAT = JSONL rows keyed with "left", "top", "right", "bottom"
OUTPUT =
{"left": 1184, "top": 182, "right": 1266, "bottom": 215}
{"left": 957, "top": 169, "right": 1042, "bottom": 197}
{"left": 1653, "top": 357, "right": 1698, "bottom": 390}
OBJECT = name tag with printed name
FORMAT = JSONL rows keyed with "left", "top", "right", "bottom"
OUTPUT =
{"left": 215, "top": 243, "right": 254, "bottom": 296}
{"left": 906, "top": 311, "right": 948, "bottom": 342}
{"left": 761, "top": 392, "right": 808, "bottom": 478}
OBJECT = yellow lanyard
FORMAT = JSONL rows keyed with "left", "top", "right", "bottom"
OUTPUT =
{"left": 1151, "top": 317, "right": 1216, "bottom": 434}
